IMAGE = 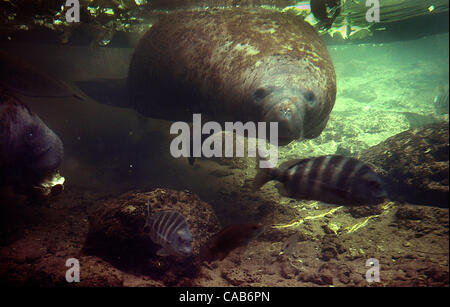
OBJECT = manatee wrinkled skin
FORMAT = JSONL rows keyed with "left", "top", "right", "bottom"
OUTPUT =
{"left": 0, "top": 89, "right": 63, "bottom": 189}
{"left": 128, "top": 8, "right": 336, "bottom": 145}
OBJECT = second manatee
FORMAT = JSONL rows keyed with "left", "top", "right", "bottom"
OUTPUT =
{"left": 128, "top": 7, "right": 336, "bottom": 145}
{"left": 0, "top": 87, "right": 63, "bottom": 190}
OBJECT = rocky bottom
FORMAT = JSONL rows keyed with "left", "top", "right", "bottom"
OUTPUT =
{"left": 0, "top": 184, "right": 448, "bottom": 287}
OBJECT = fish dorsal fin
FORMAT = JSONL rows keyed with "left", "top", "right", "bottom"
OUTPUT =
{"left": 278, "top": 158, "right": 309, "bottom": 171}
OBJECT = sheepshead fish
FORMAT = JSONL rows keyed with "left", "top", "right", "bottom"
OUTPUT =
{"left": 200, "top": 223, "right": 265, "bottom": 262}
{"left": 144, "top": 208, "right": 193, "bottom": 257}
{"left": 253, "top": 155, "right": 388, "bottom": 206}
{"left": 434, "top": 87, "right": 449, "bottom": 115}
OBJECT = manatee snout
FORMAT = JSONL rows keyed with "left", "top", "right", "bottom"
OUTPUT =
{"left": 259, "top": 88, "right": 313, "bottom": 145}
{"left": 1, "top": 93, "right": 64, "bottom": 187}
{"left": 26, "top": 119, "right": 64, "bottom": 174}
{"left": 264, "top": 99, "right": 303, "bottom": 145}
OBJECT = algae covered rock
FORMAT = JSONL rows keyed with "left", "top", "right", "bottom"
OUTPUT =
{"left": 359, "top": 122, "right": 449, "bottom": 208}
{"left": 84, "top": 188, "right": 221, "bottom": 285}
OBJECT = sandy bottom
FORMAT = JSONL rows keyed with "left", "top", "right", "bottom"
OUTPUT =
{"left": 0, "top": 184, "right": 448, "bottom": 287}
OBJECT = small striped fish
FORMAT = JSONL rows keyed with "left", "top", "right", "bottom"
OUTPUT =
{"left": 253, "top": 155, "right": 388, "bottom": 206}
{"left": 434, "top": 87, "right": 449, "bottom": 115}
{"left": 144, "top": 206, "right": 193, "bottom": 257}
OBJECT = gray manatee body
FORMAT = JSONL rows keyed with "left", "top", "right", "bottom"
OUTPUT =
{"left": 0, "top": 50, "right": 85, "bottom": 101}
{"left": 0, "top": 88, "right": 63, "bottom": 189}
{"left": 6, "top": 8, "right": 336, "bottom": 147}
{"left": 128, "top": 8, "right": 336, "bottom": 145}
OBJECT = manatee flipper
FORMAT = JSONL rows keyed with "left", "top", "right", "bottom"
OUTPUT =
{"left": 75, "top": 78, "right": 129, "bottom": 108}
{"left": 0, "top": 50, "right": 85, "bottom": 101}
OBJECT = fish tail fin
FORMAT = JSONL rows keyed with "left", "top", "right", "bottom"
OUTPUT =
{"left": 252, "top": 167, "right": 273, "bottom": 191}
{"left": 253, "top": 148, "right": 278, "bottom": 191}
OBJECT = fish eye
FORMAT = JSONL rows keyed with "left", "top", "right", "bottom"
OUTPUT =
{"left": 304, "top": 91, "right": 316, "bottom": 105}
{"left": 253, "top": 88, "right": 271, "bottom": 100}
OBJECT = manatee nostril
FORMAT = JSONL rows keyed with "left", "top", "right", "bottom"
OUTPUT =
{"left": 283, "top": 108, "right": 292, "bottom": 119}
{"left": 278, "top": 100, "right": 295, "bottom": 118}
{"left": 304, "top": 91, "right": 316, "bottom": 106}
{"left": 253, "top": 87, "right": 271, "bottom": 100}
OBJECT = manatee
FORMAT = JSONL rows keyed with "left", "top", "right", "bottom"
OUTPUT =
{"left": 0, "top": 87, "right": 64, "bottom": 191}
{"left": 127, "top": 7, "right": 336, "bottom": 145}
{"left": 0, "top": 50, "right": 85, "bottom": 101}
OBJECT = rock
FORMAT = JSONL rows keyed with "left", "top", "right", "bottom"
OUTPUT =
{"left": 346, "top": 205, "right": 385, "bottom": 218}
{"left": 396, "top": 207, "right": 427, "bottom": 220}
{"left": 424, "top": 267, "right": 449, "bottom": 284}
{"left": 359, "top": 122, "right": 449, "bottom": 208}
{"left": 298, "top": 272, "right": 333, "bottom": 286}
{"left": 338, "top": 270, "right": 352, "bottom": 284}
{"left": 7, "top": 238, "right": 47, "bottom": 264}
{"left": 280, "top": 261, "right": 299, "bottom": 279}
{"left": 84, "top": 188, "right": 221, "bottom": 285}
{"left": 402, "top": 112, "right": 441, "bottom": 129}
{"left": 319, "top": 235, "right": 346, "bottom": 261}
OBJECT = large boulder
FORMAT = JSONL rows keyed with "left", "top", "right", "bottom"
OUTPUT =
{"left": 359, "top": 122, "right": 449, "bottom": 208}
{"left": 84, "top": 188, "right": 221, "bottom": 286}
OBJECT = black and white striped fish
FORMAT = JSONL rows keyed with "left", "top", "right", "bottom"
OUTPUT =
{"left": 253, "top": 155, "right": 388, "bottom": 206}
{"left": 144, "top": 207, "right": 193, "bottom": 257}
{"left": 434, "top": 87, "right": 449, "bottom": 115}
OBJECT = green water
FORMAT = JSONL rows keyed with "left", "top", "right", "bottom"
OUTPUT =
{"left": 0, "top": 1, "right": 448, "bottom": 288}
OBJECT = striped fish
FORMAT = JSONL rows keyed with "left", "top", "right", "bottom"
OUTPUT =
{"left": 144, "top": 206, "right": 193, "bottom": 257}
{"left": 253, "top": 155, "right": 388, "bottom": 206}
{"left": 434, "top": 87, "right": 449, "bottom": 115}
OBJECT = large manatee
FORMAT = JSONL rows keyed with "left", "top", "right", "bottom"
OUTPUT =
{"left": 0, "top": 87, "right": 64, "bottom": 191}
{"left": 128, "top": 7, "right": 336, "bottom": 145}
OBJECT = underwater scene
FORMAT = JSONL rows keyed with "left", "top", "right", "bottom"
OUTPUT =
{"left": 0, "top": 0, "right": 448, "bottom": 288}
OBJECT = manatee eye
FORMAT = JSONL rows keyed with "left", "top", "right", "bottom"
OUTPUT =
{"left": 304, "top": 91, "right": 316, "bottom": 105}
{"left": 253, "top": 88, "right": 271, "bottom": 100}
{"left": 25, "top": 127, "right": 36, "bottom": 141}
